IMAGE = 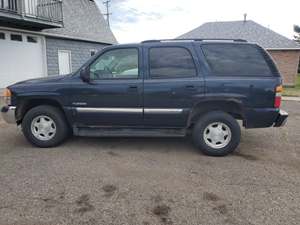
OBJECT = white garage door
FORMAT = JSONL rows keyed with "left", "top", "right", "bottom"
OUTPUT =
{"left": 0, "top": 30, "right": 45, "bottom": 88}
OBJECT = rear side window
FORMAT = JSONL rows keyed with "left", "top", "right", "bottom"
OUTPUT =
{"left": 201, "top": 44, "right": 273, "bottom": 76}
{"left": 149, "top": 47, "right": 197, "bottom": 78}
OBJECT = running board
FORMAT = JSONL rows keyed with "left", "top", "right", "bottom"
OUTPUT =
{"left": 74, "top": 127, "right": 187, "bottom": 137}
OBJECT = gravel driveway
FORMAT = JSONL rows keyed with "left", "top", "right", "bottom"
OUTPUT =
{"left": 0, "top": 101, "right": 299, "bottom": 225}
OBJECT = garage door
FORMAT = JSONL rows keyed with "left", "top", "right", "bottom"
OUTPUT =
{"left": 0, "top": 30, "right": 45, "bottom": 88}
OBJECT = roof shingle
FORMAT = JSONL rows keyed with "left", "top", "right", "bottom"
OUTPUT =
{"left": 43, "top": 0, "right": 117, "bottom": 44}
{"left": 178, "top": 20, "right": 300, "bottom": 49}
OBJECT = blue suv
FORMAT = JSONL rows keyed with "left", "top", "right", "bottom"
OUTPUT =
{"left": 1, "top": 39, "right": 288, "bottom": 156}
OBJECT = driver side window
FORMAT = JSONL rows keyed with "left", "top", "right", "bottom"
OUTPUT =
{"left": 90, "top": 48, "right": 139, "bottom": 80}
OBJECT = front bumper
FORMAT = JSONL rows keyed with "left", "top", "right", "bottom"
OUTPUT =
{"left": 274, "top": 110, "right": 288, "bottom": 127}
{"left": 1, "top": 106, "right": 16, "bottom": 124}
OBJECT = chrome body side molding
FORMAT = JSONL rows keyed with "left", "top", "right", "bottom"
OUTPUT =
{"left": 75, "top": 107, "right": 184, "bottom": 114}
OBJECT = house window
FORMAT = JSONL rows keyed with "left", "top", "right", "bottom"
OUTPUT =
{"left": 27, "top": 36, "right": 38, "bottom": 43}
{"left": 90, "top": 50, "right": 97, "bottom": 56}
{"left": 58, "top": 50, "right": 72, "bottom": 75}
{"left": 10, "top": 34, "right": 22, "bottom": 42}
{"left": 0, "top": 33, "right": 5, "bottom": 40}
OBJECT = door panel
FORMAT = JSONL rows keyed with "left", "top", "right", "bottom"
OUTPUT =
{"left": 72, "top": 79, "right": 143, "bottom": 127}
{"left": 143, "top": 78, "right": 204, "bottom": 127}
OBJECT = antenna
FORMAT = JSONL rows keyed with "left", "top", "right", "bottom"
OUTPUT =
{"left": 243, "top": 13, "right": 247, "bottom": 22}
{"left": 103, "top": 0, "right": 112, "bottom": 27}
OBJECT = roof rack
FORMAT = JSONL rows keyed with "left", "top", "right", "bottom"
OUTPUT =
{"left": 141, "top": 38, "right": 248, "bottom": 43}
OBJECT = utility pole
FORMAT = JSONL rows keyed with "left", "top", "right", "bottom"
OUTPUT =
{"left": 103, "top": 0, "right": 112, "bottom": 27}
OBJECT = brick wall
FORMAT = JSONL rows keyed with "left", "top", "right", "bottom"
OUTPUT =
{"left": 267, "top": 50, "right": 300, "bottom": 86}
{"left": 45, "top": 37, "right": 108, "bottom": 76}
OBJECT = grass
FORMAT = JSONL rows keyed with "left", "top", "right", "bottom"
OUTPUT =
{"left": 283, "top": 74, "right": 300, "bottom": 97}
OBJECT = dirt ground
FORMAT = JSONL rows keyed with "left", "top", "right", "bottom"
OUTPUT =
{"left": 0, "top": 101, "right": 299, "bottom": 225}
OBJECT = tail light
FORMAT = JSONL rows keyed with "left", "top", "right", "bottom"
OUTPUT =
{"left": 274, "top": 85, "right": 283, "bottom": 108}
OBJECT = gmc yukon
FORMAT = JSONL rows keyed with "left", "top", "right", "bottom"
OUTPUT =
{"left": 1, "top": 39, "right": 288, "bottom": 156}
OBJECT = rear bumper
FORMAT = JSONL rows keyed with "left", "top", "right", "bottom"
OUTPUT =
{"left": 1, "top": 106, "right": 16, "bottom": 124}
{"left": 244, "top": 108, "right": 288, "bottom": 128}
{"left": 274, "top": 110, "right": 288, "bottom": 127}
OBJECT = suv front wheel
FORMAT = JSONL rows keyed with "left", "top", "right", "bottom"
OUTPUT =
{"left": 192, "top": 111, "right": 241, "bottom": 156}
{"left": 22, "top": 105, "right": 69, "bottom": 148}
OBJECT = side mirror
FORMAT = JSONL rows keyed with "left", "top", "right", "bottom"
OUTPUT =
{"left": 80, "top": 67, "right": 90, "bottom": 83}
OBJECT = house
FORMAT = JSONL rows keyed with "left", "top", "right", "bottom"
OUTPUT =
{"left": 0, "top": 0, "right": 117, "bottom": 88}
{"left": 178, "top": 20, "right": 300, "bottom": 86}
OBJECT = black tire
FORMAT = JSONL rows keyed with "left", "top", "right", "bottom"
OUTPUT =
{"left": 192, "top": 111, "right": 241, "bottom": 156}
{"left": 22, "top": 105, "right": 69, "bottom": 148}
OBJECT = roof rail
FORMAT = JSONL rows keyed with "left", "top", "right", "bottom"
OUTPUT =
{"left": 141, "top": 38, "right": 247, "bottom": 43}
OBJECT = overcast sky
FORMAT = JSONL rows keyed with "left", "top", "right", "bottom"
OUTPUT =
{"left": 96, "top": 0, "right": 300, "bottom": 44}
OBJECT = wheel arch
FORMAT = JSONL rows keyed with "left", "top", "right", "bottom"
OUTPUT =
{"left": 188, "top": 100, "right": 245, "bottom": 127}
{"left": 16, "top": 98, "right": 71, "bottom": 127}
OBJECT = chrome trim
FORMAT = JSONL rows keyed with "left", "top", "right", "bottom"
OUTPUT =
{"left": 75, "top": 107, "right": 184, "bottom": 114}
{"left": 72, "top": 102, "right": 87, "bottom": 106}
{"left": 76, "top": 107, "right": 143, "bottom": 113}
{"left": 144, "top": 108, "right": 183, "bottom": 114}
{"left": 1, "top": 106, "right": 16, "bottom": 124}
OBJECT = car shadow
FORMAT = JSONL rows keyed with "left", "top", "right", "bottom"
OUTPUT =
{"left": 65, "top": 135, "right": 198, "bottom": 154}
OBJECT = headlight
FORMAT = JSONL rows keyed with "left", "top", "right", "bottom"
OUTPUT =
{"left": 3, "top": 88, "right": 12, "bottom": 105}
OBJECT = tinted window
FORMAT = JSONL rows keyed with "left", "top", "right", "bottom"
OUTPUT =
{"left": 90, "top": 48, "right": 139, "bottom": 80}
{"left": 201, "top": 44, "right": 273, "bottom": 76}
{"left": 11, "top": 34, "right": 22, "bottom": 42}
{"left": 0, "top": 33, "right": 5, "bottom": 40}
{"left": 149, "top": 47, "right": 197, "bottom": 78}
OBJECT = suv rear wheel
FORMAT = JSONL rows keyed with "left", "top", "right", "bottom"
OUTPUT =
{"left": 22, "top": 105, "right": 69, "bottom": 148}
{"left": 192, "top": 111, "right": 241, "bottom": 156}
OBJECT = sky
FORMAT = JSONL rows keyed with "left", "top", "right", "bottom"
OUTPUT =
{"left": 96, "top": 0, "right": 300, "bottom": 44}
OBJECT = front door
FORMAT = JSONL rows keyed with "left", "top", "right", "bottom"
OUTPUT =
{"left": 72, "top": 47, "right": 143, "bottom": 127}
{"left": 58, "top": 50, "right": 72, "bottom": 75}
{"left": 143, "top": 43, "right": 205, "bottom": 128}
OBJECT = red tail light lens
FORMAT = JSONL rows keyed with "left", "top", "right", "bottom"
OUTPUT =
{"left": 274, "top": 85, "right": 283, "bottom": 108}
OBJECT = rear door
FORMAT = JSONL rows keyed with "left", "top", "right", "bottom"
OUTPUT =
{"left": 143, "top": 43, "right": 205, "bottom": 128}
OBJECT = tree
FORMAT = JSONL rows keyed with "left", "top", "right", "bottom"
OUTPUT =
{"left": 294, "top": 25, "right": 300, "bottom": 74}
{"left": 294, "top": 25, "right": 300, "bottom": 43}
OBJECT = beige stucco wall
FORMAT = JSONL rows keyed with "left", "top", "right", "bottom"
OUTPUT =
{"left": 267, "top": 50, "right": 300, "bottom": 86}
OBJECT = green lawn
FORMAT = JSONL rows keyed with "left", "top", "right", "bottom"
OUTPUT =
{"left": 283, "top": 74, "right": 300, "bottom": 97}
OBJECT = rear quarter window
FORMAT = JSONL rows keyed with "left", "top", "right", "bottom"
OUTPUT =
{"left": 201, "top": 43, "right": 274, "bottom": 76}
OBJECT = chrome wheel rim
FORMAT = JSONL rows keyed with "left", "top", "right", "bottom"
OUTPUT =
{"left": 31, "top": 115, "right": 56, "bottom": 141}
{"left": 203, "top": 122, "right": 232, "bottom": 149}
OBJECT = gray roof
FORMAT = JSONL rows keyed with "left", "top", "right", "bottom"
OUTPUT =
{"left": 178, "top": 20, "right": 300, "bottom": 49}
{"left": 43, "top": 0, "right": 117, "bottom": 44}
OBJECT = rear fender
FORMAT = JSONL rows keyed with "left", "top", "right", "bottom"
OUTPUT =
{"left": 188, "top": 99, "right": 244, "bottom": 127}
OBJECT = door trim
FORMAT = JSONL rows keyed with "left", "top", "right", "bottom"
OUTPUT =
{"left": 144, "top": 108, "right": 183, "bottom": 114}
{"left": 75, "top": 107, "right": 184, "bottom": 114}
{"left": 76, "top": 107, "right": 143, "bottom": 113}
